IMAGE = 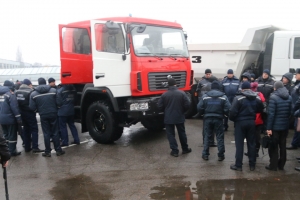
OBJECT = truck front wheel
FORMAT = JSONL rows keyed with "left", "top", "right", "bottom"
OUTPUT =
{"left": 141, "top": 117, "right": 165, "bottom": 132}
{"left": 86, "top": 101, "right": 123, "bottom": 144}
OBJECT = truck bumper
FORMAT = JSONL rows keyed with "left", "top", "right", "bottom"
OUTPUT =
{"left": 125, "top": 96, "right": 163, "bottom": 119}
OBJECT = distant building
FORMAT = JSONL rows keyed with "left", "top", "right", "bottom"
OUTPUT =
{"left": 0, "top": 58, "right": 32, "bottom": 69}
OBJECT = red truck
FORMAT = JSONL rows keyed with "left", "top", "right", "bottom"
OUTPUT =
{"left": 59, "top": 17, "right": 193, "bottom": 144}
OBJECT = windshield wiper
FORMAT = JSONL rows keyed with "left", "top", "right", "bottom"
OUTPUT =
{"left": 138, "top": 52, "right": 163, "bottom": 60}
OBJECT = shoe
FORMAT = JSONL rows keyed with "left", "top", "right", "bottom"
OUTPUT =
{"left": 202, "top": 155, "right": 208, "bottom": 160}
{"left": 230, "top": 164, "right": 242, "bottom": 171}
{"left": 278, "top": 167, "right": 284, "bottom": 170}
{"left": 224, "top": 127, "right": 228, "bottom": 132}
{"left": 71, "top": 141, "right": 80, "bottom": 145}
{"left": 244, "top": 152, "right": 248, "bottom": 156}
{"left": 61, "top": 144, "right": 69, "bottom": 147}
{"left": 218, "top": 156, "right": 225, "bottom": 161}
{"left": 56, "top": 151, "right": 65, "bottom": 156}
{"left": 295, "top": 167, "right": 300, "bottom": 171}
{"left": 210, "top": 143, "right": 217, "bottom": 147}
{"left": 250, "top": 166, "right": 255, "bottom": 171}
{"left": 286, "top": 145, "right": 297, "bottom": 150}
{"left": 32, "top": 148, "right": 44, "bottom": 153}
{"left": 11, "top": 152, "right": 21, "bottom": 156}
{"left": 42, "top": 152, "right": 51, "bottom": 157}
{"left": 265, "top": 165, "right": 277, "bottom": 171}
{"left": 296, "top": 157, "right": 300, "bottom": 160}
{"left": 25, "top": 148, "right": 32, "bottom": 152}
{"left": 170, "top": 151, "right": 178, "bottom": 157}
{"left": 182, "top": 148, "right": 192, "bottom": 154}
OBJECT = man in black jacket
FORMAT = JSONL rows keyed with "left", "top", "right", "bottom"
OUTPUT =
{"left": 198, "top": 81, "right": 231, "bottom": 161}
{"left": 0, "top": 135, "right": 10, "bottom": 167}
{"left": 29, "top": 78, "right": 65, "bottom": 157}
{"left": 256, "top": 69, "right": 275, "bottom": 103}
{"left": 157, "top": 78, "right": 191, "bottom": 157}
{"left": 15, "top": 79, "right": 43, "bottom": 153}
{"left": 266, "top": 81, "right": 292, "bottom": 171}
{"left": 229, "top": 81, "right": 264, "bottom": 171}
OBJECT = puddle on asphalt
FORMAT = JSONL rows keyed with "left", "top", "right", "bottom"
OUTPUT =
{"left": 150, "top": 174, "right": 300, "bottom": 200}
{"left": 49, "top": 174, "right": 112, "bottom": 200}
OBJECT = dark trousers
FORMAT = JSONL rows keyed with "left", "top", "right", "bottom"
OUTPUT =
{"left": 234, "top": 120, "right": 256, "bottom": 168}
{"left": 2, "top": 124, "right": 18, "bottom": 154}
{"left": 291, "top": 118, "right": 300, "bottom": 147}
{"left": 202, "top": 117, "right": 224, "bottom": 157}
{"left": 21, "top": 110, "right": 39, "bottom": 150}
{"left": 40, "top": 114, "right": 62, "bottom": 153}
{"left": 165, "top": 123, "right": 189, "bottom": 153}
{"left": 223, "top": 116, "right": 228, "bottom": 130}
{"left": 59, "top": 115, "right": 80, "bottom": 145}
{"left": 202, "top": 119, "right": 215, "bottom": 145}
{"left": 255, "top": 125, "right": 263, "bottom": 154}
{"left": 268, "top": 130, "right": 288, "bottom": 169}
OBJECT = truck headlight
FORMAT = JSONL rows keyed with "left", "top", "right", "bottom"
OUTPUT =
{"left": 130, "top": 102, "right": 149, "bottom": 111}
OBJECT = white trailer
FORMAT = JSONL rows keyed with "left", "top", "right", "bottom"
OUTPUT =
{"left": 188, "top": 25, "right": 300, "bottom": 81}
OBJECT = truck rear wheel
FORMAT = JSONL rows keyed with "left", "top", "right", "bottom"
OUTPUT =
{"left": 141, "top": 117, "right": 165, "bottom": 131}
{"left": 86, "top": 101, "right": 123, "bottom": 144}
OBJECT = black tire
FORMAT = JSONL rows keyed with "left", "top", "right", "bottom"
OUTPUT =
{"left": 86, "top": 101, "right": 123, "bottom": 144}
{"left": 141, "top": 117, "right": 165, "bottom": 131}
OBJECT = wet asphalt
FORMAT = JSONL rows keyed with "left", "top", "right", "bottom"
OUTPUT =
{"left": 2, "top": 118, "right": 300, "bottom": 200}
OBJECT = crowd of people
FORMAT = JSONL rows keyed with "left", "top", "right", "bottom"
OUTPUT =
{"left": 158, "top": 68, "right": 300, "bottom": 172}
{"left": 0, "top": 77, "right": 80, "bottom": 167}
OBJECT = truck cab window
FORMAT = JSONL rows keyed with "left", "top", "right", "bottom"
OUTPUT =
{"left": 294, "top": 37, "right": 300, "bottom": 59}
{"left": 62, "top": 28, "right": 91, "bottom": 55}
{"left": 94, "top": 24, "right": 125, "bottom": 54}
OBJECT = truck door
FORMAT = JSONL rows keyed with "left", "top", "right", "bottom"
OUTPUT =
{"left": 290, "top": 36, "right": 300, "bottom": 71}
{"left": 90, "top": 20, "right": 131, "bottom": 97}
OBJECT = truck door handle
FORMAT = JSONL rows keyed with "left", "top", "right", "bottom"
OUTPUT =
{"left": 95, "top": 75, "right": 105, "bottom": 79}
{"left": 62, "top": 73, "right": 71, "bottom": 77}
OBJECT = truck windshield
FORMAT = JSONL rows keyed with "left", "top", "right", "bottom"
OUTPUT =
{"left": 131, "top": 26, "right": 189, "bottom": 57}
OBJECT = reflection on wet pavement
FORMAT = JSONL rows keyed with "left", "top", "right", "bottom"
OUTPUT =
{"left": 49, "top": 174, "right": 112, "bottom": 200}
{"left": 150, "top": 174, "right": 300, "bottom": 200}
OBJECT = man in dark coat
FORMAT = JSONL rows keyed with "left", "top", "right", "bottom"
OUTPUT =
{"left": 0, "top": 80, "right": 22, "bottom": 156}
{"left": 15, "top": 79, "right": 43, "bottom": 153}
{"left": 229, "top": 81, "right": 264, "bottom": 171}
{"left": 0, "top": 135, "right": 10, "bottom": 167}
{"left": 57, "top": 84, "right": 80, "bottom": 146}
{"left": 198, "top": 81, "right": 231, "bottom": 161}
{"left": 287, "top": 68, "right": 300, "bottom": 149}
{"left": 256, "top": 69, "right": 275, "bottom": 103}
{"left": 222, "top": 69, "right": 239, "bottom": 131}
{"left": 266, "top": 81, "right": 292, "bottom": 171}
{"left": 157, "top": 78, "right": 191, "bottom": 157}
{"left": 29, "top": 78, "right": 65, "bottom": 157}
{"left": 281, "top": 72, "right": 293, "bottom": 95}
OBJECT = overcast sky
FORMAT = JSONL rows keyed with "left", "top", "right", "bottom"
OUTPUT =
{"left": 0, "top": 0, "right": 299, "bottom": 65}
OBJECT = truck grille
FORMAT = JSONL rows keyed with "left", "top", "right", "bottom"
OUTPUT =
{"left": 148, "top": 71, "right": 186, "bottom": 91}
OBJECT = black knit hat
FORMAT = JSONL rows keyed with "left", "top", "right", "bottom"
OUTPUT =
{"left": 38, "top": 78, "right": 46, "bottom": 85}
{"left": 23, "top": 79, "right": 32, "bottom": 86}
{"left": 211, "top": 80, "right": 220, "bottom": 90}
{"left": 168, "top": 78, "right": 176, "bottom": 86}
{"left": 296, "top": 68, "right": 300, "bottom": 74}
{"left": 274, "top": 81, "right": 284, "bottom": 89}
{"left": 48, "top": 77, "right": 55, "bottom": 84}
{"left": 263, "top": 69, "right": 270, "bottom": 76}
{"left": 241, "top": 81, "right": 251, "bottom": 89}
{"left": 227, "top": 69, "right": 233, "bottom": 74}
{"left": 4, "top": 80, "right": 14, "bottom": 87}
{"left": 205, "top": 69, "right": 212, "bottom": 74}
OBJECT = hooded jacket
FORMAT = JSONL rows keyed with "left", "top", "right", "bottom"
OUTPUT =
{"left": 15, "top": 84, "right": 34, "bottom": 111}
{"left": 291, "top": 80, "right": 300, "bottom": 108}
{"left": 267, "top": 87, "right": 292, "bottom": 131}
{"left": 29, "top": 85, "right": 57, "bottom": 117}
{"left": 281, "top": 72, "right": 293, "bottom": 95}
{"left": 196, "top": 75, "right": 219, "bottom": 100}
{"left": 222, "top": 75, "right": 240, "bottom": 103}
{"left": 238, "top": 72, "right": 251, "bottom": 90}
{"left": 56, "top": 84, "right": 76, "bottom": 116}
{"left": 197, "top": 90, "right": 231, "bottom": 119}
{"left": 256, "top": 76, "right": 275, "bottom": 102}
{"left": 229, "top": 90, "right": 264, "bottom": 122}
{"left": 157, "top": 86, "right": 190, "bottom": 124}
{"left": 0, "top": 86, "right": 21, "bottom": 124}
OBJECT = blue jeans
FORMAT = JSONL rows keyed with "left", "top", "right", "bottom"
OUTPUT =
{"left": 59, "top": 115, "right": 80, "bottom": 145}
{"left": 165, "top": 123, "right": 189, "bottom": 153}
{"left": 21, "top": 110, "right": 39, "bottom": 150}
{"left": 40, "top": 114, "right": 62, "bottom": 153}
{"left": 202, "top": 117, "right": 224, "bottom": 157}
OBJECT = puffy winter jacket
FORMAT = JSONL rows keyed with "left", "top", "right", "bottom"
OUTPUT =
{"left": 256, "top": 76, "right": 275, "bottom": 102}
{"left": 267, "top": 87, "right": 292, "bottom": 131}
{"left": 56, "top": 84, "right": 76, "bottom": 116}
{"left": 229, "top": 90, "right": 264, "bottom": 122}
{"left": 222, "top": 76, "right": 240, "bottom": 103}
{"left": 0, "top": 86, "right": 21, "bottom": 125}
{"left": 197, "top": 90, "right": 231, "bottom": 119}
{"left": 196, "top": 75, "right": 219, "bottom": 101}
{"left": 29, "top": 85, "right": 57, "bottom": 116}
{"left": 157, "top": 86, "right": 190, "bottom": 124}
{"left": 15, "top": 84, "right": 34, "bottom": 111}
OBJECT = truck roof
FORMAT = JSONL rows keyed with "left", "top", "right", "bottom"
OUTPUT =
{"left": 63, "top": 17, "right": 182, "bottom": 29}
